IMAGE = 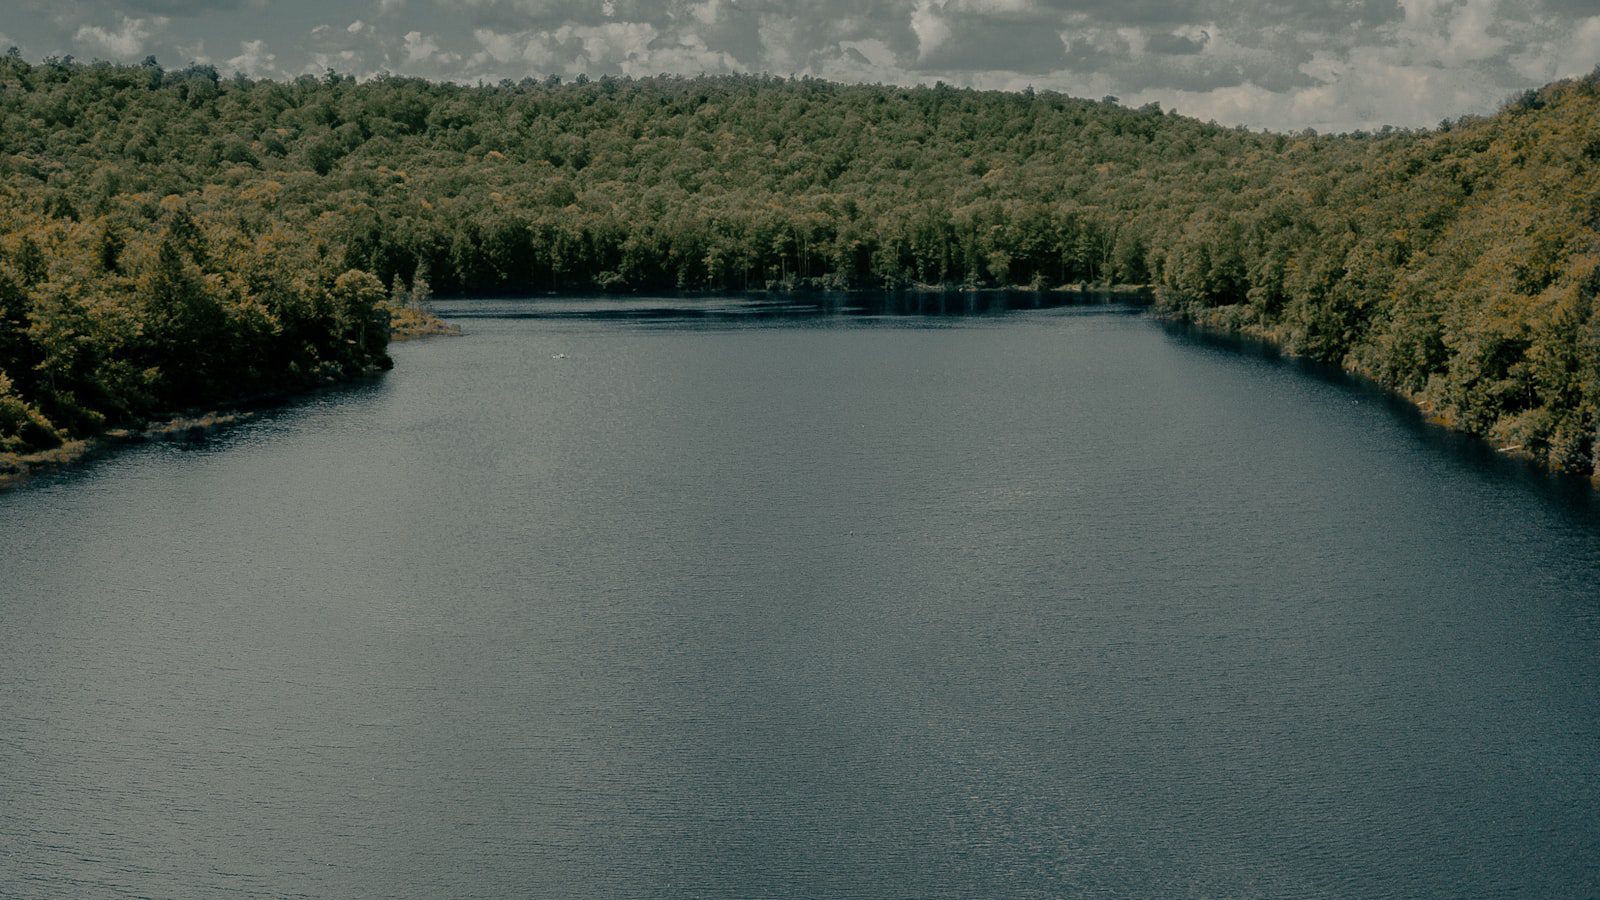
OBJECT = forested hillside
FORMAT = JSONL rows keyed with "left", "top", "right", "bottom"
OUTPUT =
{"left": 1, "top": 53, "right": 1597, "bottom": 478}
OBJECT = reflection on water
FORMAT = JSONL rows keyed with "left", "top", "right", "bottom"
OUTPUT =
{"left": 1160, "top": 319, "right": 1600, "bottom": 523}
{"left": 2, "top": 298, "right": 1597, "bottom": 898}
{"left": 430, "top": 288, "right": 1148, "bottom": 323}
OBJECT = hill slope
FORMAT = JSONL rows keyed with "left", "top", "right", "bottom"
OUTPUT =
{"left": 1, "top": 57, "right": 1596, "bottom": 478}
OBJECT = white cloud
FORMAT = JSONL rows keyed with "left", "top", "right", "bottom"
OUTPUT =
{"left": 74, "top": 16, "right": 166, "bottom": 60}
{"left": 632, "top": 31, "right": 736, "bottom": 75}
{"left": 404, "top": 30, "right": 443, "bottom": 65}
{"left": 8, "top": 0, "right": 1592, "bottom": 131}
{"left": 911, "top": 0, "right": 952, "bottom": 59}
{"left": 1392, "top": 0, "right": 1511, "bottom": 67}
{"left": 471, "top": 28, "right": 518, "bottom": 65}
{"left": 227, "top": 39, "right": 277, "bottom": 75}
{"left": 1146, "top": 46, "right": 1500, "bottom": 132}
{"left": 469, "top": 22, "right": 659, "bottom": 76}
{"left": 1508, "top": 15, "right": 1600, "bottom": 85}
{"left": 951, "top": 0, "right": 1033, "bottom": 13}
{"left": 757, "top": 15, "right": 806, "bottom": 71}
{"left": 304, "top": 50, "right": 361, "bottom": 74}
{"left": 1116, "top": 27, "right": 1147, "bottom": 59}
{"left": 579, "top": 22, "right": 656, "bottom": 68}
{"left": 178, "top": 39, "right": 209, "bottom": 65}
{"left": 689, "top": 0, "right": 723, "bottom": 27}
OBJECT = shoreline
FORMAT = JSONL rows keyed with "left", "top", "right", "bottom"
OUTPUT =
{"left": 0, "top": 412, "right": 252, "bottom": 491}
{"left": 1155, "top": 310, "right": 1600, "bottom": 491}
{"left": 421, "top": 283, "right": 1158, "bottom": 301}
{"left": 6, "top": 297, "right": 1592, "bottom": 494}
{"left": 0, "top": 322, "right": 460, "bottom": 492}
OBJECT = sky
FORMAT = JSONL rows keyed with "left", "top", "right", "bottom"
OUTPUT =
{"left": 2, "top": 0, "right": 1597, "bottom": 132}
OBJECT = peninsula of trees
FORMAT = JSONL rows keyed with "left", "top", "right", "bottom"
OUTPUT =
{"left": 1, "top": 53, "right": 1598, "bottom": 479}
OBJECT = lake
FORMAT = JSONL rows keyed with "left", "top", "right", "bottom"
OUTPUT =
{"left": 2, "top": 294, "right": 1598, "bottom": 897}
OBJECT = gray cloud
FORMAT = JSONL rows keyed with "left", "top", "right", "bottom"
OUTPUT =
{"left": 117, "top": 0, "right": 250, "bottom": 13}
{"left": 913, "top": 14, "right": 1068, "bottom": 74}
{"left": 1146, "top": 31, "right": 1209, "bottom": 56}
{"left": 0, "top": 0, "right": 1595, "bottom": 131}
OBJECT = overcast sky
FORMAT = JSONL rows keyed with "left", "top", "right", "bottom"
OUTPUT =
{"left": 3, "top": 0, "right": 1597, "bottom": 131}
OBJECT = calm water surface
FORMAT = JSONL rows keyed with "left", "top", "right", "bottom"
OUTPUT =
{"left": 3, "top": 295, "right": 1599, "bottom": 897}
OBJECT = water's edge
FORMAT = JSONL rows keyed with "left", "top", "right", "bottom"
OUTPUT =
{"left": 1156, "top": 311, "right": 1600, "bottom": 496}
{"left": 5, "top": 292, "right": 1593, "bottom": 511}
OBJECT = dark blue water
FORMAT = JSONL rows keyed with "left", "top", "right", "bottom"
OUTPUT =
{"left": 3, "top": 296, "right": 1598, "bottom": 897}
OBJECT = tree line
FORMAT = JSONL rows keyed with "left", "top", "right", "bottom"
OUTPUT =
{"left": 1, "top": 53, "right": 1597, "bottom": 478}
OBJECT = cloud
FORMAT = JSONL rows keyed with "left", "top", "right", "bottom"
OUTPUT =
{"left": 1508, "top": 14, "right": 1600, "bottom": 85}
{"left": 74, "top": 16, "right": 166, "bottom": 60}
{"left": 910, "top": 1, "right": 953, "bottom": 59}
{"left": 117, "top": 0, "right": 248, "bottom": 13}
{"left": 405, "top": 30, "right": 443, "bottom": 65}
{"left": 2, "top": 0, "right": 1596, "bottom": 130}
{"left": 468, "top": 21, "right": 667, "bottom": 76}
{"left": 1146, "top": 28, "right": 1209, "bottom": 56}
{"left": 1391, "top": 0, "right": 1511, "bottom": 66}
{"left": 227, "top": 38, "right": 276, "bottom": 75}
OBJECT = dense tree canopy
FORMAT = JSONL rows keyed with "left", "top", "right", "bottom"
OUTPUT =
{"left": 1, "top": 54, "right": 1597, "bottom": 478}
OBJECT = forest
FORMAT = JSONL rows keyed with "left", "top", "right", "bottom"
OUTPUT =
{"left": 1, "top": 52, "right": 1598, "bottom": 479}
